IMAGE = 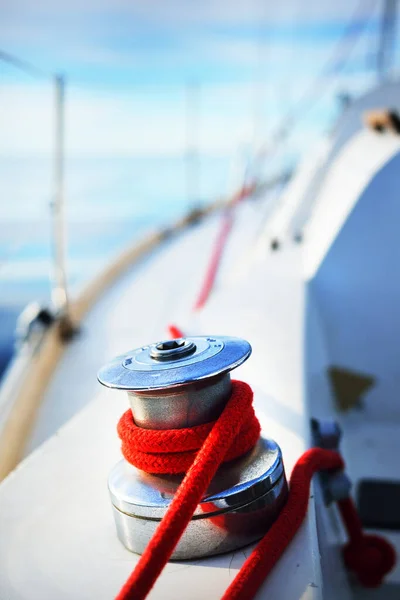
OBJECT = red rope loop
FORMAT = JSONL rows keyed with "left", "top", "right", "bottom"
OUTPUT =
{"left": 117, "top": 381, "right": 261, "bottom": 474}
{"left": 338, "top": 497, "right": 396, "bottom": 587}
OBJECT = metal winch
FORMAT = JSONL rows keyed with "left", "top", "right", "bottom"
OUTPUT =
{"left": 98, "top": 335, "right": 288, "bottom": 560}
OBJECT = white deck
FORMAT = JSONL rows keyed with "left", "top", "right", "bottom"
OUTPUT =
{"left": 0, "top": 198, "right": 329, "bottom": 600}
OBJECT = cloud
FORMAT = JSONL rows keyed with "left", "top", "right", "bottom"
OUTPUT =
{"left": 1, "top": 0, "right": 378, "bottom": 25}
{"left": 0, "top": 0, "right": 379, "bottom": 77}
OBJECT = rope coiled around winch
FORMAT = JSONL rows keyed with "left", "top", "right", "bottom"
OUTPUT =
{"left": 115, "top": 382, "right": 395, "bottom": 600}
{"left": 118, "top": 380, "right": 260, "bottom": 474}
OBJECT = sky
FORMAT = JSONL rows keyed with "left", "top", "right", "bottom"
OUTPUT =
{"left": 0, "top": 0, "right": 390, "bottom": 156}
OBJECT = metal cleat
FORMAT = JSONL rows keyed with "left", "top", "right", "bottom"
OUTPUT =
{"left": 311, "top": 418, "right": 342, "bottom": 450}
{"left": 311, "top": 418, "right": 352, "bottom": 505}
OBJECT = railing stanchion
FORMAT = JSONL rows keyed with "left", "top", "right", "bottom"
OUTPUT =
{"left": 51, "top": 74, "right": 75, "bottom": 340}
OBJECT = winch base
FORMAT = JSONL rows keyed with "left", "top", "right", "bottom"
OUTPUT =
{"left": 109, "top": 436, "right": 288, "bottom": 560}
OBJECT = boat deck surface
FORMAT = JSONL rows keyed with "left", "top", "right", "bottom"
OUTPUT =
{"left": 0, "top": 196, "right": 325, "bottom": 599}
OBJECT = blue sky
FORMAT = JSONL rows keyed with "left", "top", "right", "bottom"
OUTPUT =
{"left": 0, "top": 0, "right": 388, "bottom": 156}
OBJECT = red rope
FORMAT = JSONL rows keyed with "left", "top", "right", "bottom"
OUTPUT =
{"left": 116, "top": 381, "right": 256, "bottom": 600}
{"left": 338, "top": 497, "right": 396, "bottom": 587}
{"left": 117, "top": 381, "right": 260, "bottom": 474}
{"left": 167, "top": 186, "right": 254, "bottom": 336}
{"left": 194, "top": 208, "right": 235, "bottom": 310}
{"left": 193, "top": 185, "right": 256, "bottom": 311}
{"left": 167, "top": 324, "right": 185, "bottom": 339}
{"left": 221, "top": 447, "right": 343, "bottom": 600}
{"left": 116, "top": 383, "right": 395, "bottom": 600}
{"left": 167, "top": 184, "right": 255, "bottom": 338}
{"left": 221, "top": 453, "right": 392, "bottom": 599}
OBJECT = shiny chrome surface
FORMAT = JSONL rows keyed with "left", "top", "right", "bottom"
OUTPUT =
{"left": 112, "top": 471, "right": 287, "bottom": 560}
{"left": 97, "top": 335, "right": 251, "bottom": 391}
{"left": 109, "top": 437, "right": 284, "bottom": 517}
{"left": 98, "top": 335, "right": 251, "bottom": 429}
{"left": 109, "top": 436, "right": 287, "bottom": 559}
{"left": 128, "top": 373, "right": 232, "bottom": 429}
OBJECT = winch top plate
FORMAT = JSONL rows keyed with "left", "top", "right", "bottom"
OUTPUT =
{"left": 97, "top": 335, "right": 251, "bottom": 391}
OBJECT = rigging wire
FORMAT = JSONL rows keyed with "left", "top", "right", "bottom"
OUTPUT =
{"left": 0, "top": 49, "right": 50, "bottom": 79}
{"left": 377, "top": 0, "right": 398, "bottom": 80}
{"left": 259, "top": 0, "right": 380, "bottom": 154}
